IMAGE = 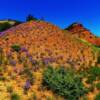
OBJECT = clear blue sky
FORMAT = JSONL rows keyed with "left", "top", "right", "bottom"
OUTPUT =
{"left": 0, "top": 0, "right": 100, "bottom": 36}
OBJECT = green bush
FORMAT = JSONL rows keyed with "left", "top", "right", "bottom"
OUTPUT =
{"left": 26, "top": 14, "right": 38, "bottom": 21}
{"left": 88, "top": 67, "right": 100, "bottom": 77}
{"left": 11, "top": 93, "right": 20, "bottom": 100}
{"left": 96, "top": 83, "right": 100, "bottom": 90}
{"left": 11, "top": 44, "right": 21, "bottom": 52}
{"left": 86, "top": 75, "right": 96, "bottom": 84}
{"left": 43, "top": 67, "right": 88, "bottom": 100}
{"left": 95, "top": 93, "right": 100, "bottom": 100}
{"left": 85, "top": 66, "right": 100, "bottom": 84}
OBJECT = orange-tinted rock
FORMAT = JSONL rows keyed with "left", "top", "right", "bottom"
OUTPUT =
{"left": 66, "top": 23, "right": 100, "bottom": 46}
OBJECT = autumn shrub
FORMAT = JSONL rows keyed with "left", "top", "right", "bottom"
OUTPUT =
{"left": 0, "top": 67, "right": 6, "bottom": 81}
{"left": 7, "top": 86, "right": 13, "bottom": 93}
{"left": 0, "top": 66, "right": 3, "bottom": 72}
{"left": 46, "top": 96, "right": 54, "bottom": 100}
{"left": 9, "top": 60, "right": 17, "bottom": 66}
{"left": 11, "top": 44, "right": 21, "bottom": 52}
{"left": 88, "top": 84, "right": 95, "bottom": 92}
{"left": 23, "top": 67, "right": 34, "bottom": 85}
{"left": 0, "top": 76, "right": 6, "bottom": 81}
{"left": 43, "top": 66, "right": 88, "bottom": 100}
{"left": 31, "top": 92, "right": 37, "bottom": 100}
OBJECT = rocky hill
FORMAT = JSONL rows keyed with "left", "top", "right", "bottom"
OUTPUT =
{"left": 0, "top": 20, "right": 100, "bottom": 100}
{"left": 65, "top": 23, "right": 100, "bottom": 47}
{"left": 0, "top": 21, "right": 99, "bottom": 69}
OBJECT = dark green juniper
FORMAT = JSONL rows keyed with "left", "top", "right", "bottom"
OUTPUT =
{"left": 11, "top": 44, "right": 21, "bottom": 52}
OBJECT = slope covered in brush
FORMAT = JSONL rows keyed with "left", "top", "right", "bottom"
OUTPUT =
{"left": 0, "top": 21, "right": 99, "bottom": 69}
{"left": 0, "top": 20, "right": 99, "bottom": 100}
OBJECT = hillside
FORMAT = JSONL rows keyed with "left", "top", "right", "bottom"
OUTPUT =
{"left": 65, "top": 23, "right": 100, "bottom": 47}
{"left": 0, "top": 20, "right": 100, "bottom": 100}
{"left": 0, "top": 21, "right": 99, "bottom": 69}
{"left": 0, "top": 19, "right": 22, "bottom": 32}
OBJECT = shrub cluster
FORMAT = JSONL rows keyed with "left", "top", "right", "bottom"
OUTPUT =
{"left": 86, "top": 66, "right": 100, "bottom": 84}
{"left": 11, "top": 93, "right": 20, "bottom": 100}
{"left": 43, "top": 67, "right": 88, "bottom": 100}
{"left": 11, "top": 44, "right": 21, "bottom": 52}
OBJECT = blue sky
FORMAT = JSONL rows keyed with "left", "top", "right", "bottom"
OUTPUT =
{"left": 0, "top": 0, "right": 100, "bottom": 36}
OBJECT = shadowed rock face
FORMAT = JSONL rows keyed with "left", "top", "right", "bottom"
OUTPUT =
{"left": 65, "top": 23, "right": 100, "bottom": 46}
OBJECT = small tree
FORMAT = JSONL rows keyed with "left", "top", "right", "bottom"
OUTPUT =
{"left": 26, "top": 14, "right": 38, "bottom": 21}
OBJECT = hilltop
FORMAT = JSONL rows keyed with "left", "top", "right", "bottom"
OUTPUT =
{"left": 65, "top": 23, "right": 100, "bottom": 47}
{"left": 0, "top": 20, "right": 100, "bottom": 100}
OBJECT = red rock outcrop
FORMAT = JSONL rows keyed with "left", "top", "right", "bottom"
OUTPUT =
{"left": 66, "top": 23, "right": 100, "bottom": 46}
